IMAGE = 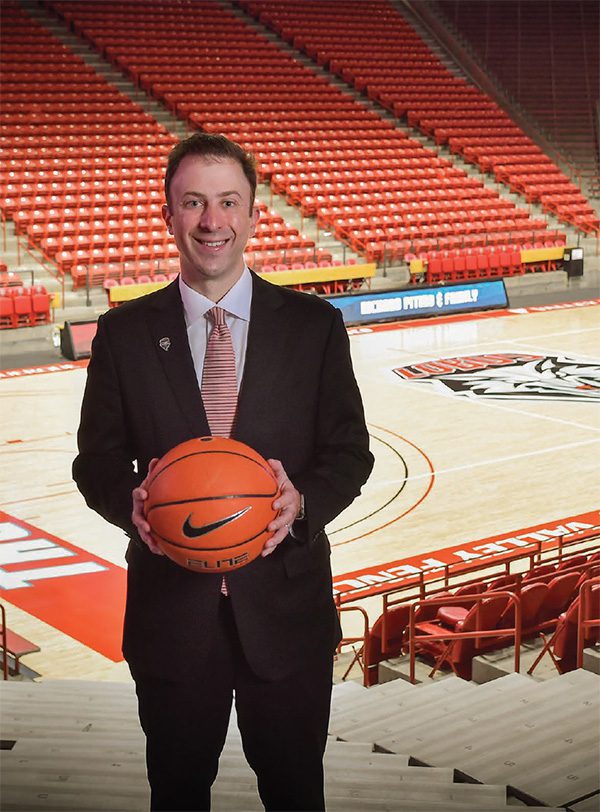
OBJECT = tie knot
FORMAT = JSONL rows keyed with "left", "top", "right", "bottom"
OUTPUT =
{"left": 208, "top": 306, "right": 227, "bottom": 328}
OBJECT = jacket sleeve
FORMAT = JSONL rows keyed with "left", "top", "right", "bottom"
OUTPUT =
{"left": 292, "top": 308, "right": 374, "bottom": 544}
{"left": 72, "top": 313, "right": 143, "bottom": 537}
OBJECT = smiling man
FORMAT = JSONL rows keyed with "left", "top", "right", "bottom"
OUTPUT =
{"left": 73, "top": 133, "right": 373, "bottom": 812}
{"left": 162, "top": 146, "right": 260, "bottom": 299}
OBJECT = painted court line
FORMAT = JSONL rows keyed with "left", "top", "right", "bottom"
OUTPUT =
{"left": 408, "top": 436, "right": 600, "bottom": 482}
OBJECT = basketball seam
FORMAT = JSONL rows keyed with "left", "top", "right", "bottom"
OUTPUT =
{"left": 150, "top": 525, "right": 271, "bottom": 552}
{"left": 146, "top": 448, "right": 276, "bottom": 490}
{"left": 146, "top": 491, "right": 278, "bottom": 514}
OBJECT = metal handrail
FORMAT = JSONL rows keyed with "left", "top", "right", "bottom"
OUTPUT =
{"left": 1, "top": 603, "right": 8, "bottom": 681}
{"left": 336, "top": 603, "right": 370, "bottom": 685}
{"left": 335, "top": 528, "right": 600, "bottom": 608}
{"left": 577, "top": 576, "right": 600, "bottom": 668}
{"left": 408, "top": 590, "right": 522, "bottom": 683}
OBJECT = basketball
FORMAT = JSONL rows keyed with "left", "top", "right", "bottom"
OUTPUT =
{"left": 143, "top": 437, "right": 279, "bottom": 572}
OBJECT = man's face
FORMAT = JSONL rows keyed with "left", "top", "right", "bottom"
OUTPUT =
{"left": 162, "top": 155, "right": 259, "bottom": 296}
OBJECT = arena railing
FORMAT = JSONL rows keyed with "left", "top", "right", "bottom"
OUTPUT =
{"left": 335, "top": 528, "right": 599, "bottom": 684}
{"left": 577, "top": 576, "right": 600, "bottom": 668}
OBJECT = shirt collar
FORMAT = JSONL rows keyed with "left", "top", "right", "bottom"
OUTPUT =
{"left": 178, "top": 266, "right": 252, "bottom": 327}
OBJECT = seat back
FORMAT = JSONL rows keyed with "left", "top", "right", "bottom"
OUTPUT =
{"left": 523, "top": 562, "right": 556, "bottom": 582}
{"left": 487, "top": 573, "right": 519, "bottom": 591}
{"left": 413, "top": 591, "right": 452, "bottom": 623}
{"left": 364, "top": 604, "right": 411, "bottom": 684}
{"left": 499, "top": 582, "right": 548, "bottom": 630}
{"left": 557, "top": 554, "right": 587, "bottom": 572}
{"left": 449, "top": 594, "right": 510, "bottom": 675}
{"left": 539, "top": 571, "right": 581, "bottom": 621}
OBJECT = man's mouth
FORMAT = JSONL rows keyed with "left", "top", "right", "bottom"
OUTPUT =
{"left": 194, "top": 237, "right": 229, "bottom": 249}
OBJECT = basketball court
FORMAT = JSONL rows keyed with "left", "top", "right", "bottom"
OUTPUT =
{"left": 0, "top": 299, "right": 599, "bottom": 680}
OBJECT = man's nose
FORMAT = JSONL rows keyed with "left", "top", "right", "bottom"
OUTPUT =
{"left": 198, "top": 203, "right": 223, "bottom": 231}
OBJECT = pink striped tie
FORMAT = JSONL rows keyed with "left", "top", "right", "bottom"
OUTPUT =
{"left": 201, "top": 306, "right": 238, "bottom": 438}
{"left": 201, "top": 306, "right": 237, "bottom": 596}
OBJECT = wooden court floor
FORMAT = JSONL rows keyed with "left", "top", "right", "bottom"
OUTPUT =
{"left": 0, "top": 301, "right": 598, "bottom": 680}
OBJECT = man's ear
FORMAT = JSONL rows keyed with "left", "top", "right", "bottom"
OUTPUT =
{"left": 162, "top": 203, "right": 173, "bottom": 235}
{"left": 250, "top": 205, "right": 260, "bottom": 236}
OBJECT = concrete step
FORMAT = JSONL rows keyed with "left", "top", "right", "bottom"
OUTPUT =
{"left": 379, "top": 670, "right": 590, "bottom": 760}
{"left": 373, "top": 671, "right": 600, "bottom": 808}
{"left": 347, "top": 679, "right": 479, "bottom": 744}
{"left": 329, "top": 676, "right": 415, "bottom": 729}
{"left": 332, "top": 677, "right": 476, "bottom": 743}
{"left": 374, "top": 672, "right": 535, "bottom": 752}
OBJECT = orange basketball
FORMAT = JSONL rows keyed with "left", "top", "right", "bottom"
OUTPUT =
{"left": 144, "top": 437, "right": 279, "bottom": 572}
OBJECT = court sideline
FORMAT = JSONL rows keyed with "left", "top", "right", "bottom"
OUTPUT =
{"left": 0, "top": 299, "right": 598, "bottom": 680}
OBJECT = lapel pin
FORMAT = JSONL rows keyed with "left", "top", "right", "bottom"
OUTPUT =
{"left": 159, "top": 337, "right": 171, "bottom": 352}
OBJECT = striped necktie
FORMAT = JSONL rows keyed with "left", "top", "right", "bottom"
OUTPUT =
{"left": 201, "top": 306, "right": 237, "bottom": 597}
{"left": 201, "top": 306, "right": 238, "bottom": 438}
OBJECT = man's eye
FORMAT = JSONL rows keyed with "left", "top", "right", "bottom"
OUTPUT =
{"left": 185, "top": 200, "right": 200, "bottom": 208}
{"left": 223, "top": 200, "right": 235, "bottom": 207}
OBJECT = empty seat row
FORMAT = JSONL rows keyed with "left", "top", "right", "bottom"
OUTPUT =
{"left": 240, "top": 0, "right": 597, "bottom": 236}
{"left": 0, "top": 287, "right": 52, "bottom": 329}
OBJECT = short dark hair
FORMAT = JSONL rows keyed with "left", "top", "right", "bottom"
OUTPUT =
{"left": 164, "top": 132, "right": 257, "bottom": 212}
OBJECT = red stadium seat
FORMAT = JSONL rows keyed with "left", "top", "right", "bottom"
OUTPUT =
{"left": 0, "top": 295, "right": 15, "bottom": 329}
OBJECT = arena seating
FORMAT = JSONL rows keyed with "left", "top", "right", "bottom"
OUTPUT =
{"left": 339, "top": 546, "right": 600, "bottom": 686}
{"left": 436, "top": 0, "right": 599, "bottom": 189}
{"left": 2, "top": 0, "right": 596, "bottom": 292}
{"left": 0, "top": 603, "right": 40, "bottom": 678}
{"left": 528, "top": 578, "right": 600, "bottom": 676}
{"left": 0, "top": 285, "right": 52, "bottom": 329}
{"left": 242, "top": 0, "right": 598, "bottom": 236}
{"left": 44, "top": 0, "right": 566, "bottom": 278}
{"left": 0, "top": 2, "right": 320, "bottom": 291}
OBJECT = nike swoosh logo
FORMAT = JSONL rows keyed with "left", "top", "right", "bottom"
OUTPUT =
{"left": 182, "top": 506, "right": 252, "bottom": 538}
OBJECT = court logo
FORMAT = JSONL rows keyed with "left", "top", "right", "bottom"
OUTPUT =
{"left": 393, "top": 352, "right": 600, "bottom": 402}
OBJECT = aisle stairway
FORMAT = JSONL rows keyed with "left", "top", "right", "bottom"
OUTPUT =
{"left": 1, "top": 676, "right": 592, "bottom": 810}
{"left": 331, "top": 670, "right": 600, "bottom": 809}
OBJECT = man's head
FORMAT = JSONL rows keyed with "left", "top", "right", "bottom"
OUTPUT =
{"left": 162, "top": 133, "right": 260, "bottom": 299}
{"left": 164, "top": 132, "right": 257, "bottom": 213}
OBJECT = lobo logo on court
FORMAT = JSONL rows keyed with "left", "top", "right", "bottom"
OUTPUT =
{"left": 393, "top": 353, "right": 600, "bottom": 402}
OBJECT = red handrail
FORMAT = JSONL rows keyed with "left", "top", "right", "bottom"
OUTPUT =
{"left": 1, "top": 603, "right": 8, "bottom": 681}
{"left": 408, "top": 591, "right": 522, "bottom": 684}
{"left": 334, "top": 528, "right": 600, "bottom": 609}
{"left": 336, "top": 604, "right": 370, "bottom": 685}
{"left": 577, "top": 576, "right": 600, "bottom": 668}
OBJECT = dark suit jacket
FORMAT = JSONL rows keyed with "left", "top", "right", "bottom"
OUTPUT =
{"left": 73, "top": 273, "right": 373, "bottom": 680}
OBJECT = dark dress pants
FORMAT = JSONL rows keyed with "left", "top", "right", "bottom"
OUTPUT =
{"left": 133, "top": 596, "right": 333, "bottom": 811}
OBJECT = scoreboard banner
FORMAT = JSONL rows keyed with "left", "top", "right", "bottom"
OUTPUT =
{"left": 327, "top": 279, "right": 508, "bottom": 325}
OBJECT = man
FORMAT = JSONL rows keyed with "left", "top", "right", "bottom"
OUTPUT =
{"left": 73, "top": 132, "right": 373, "bottom": 811}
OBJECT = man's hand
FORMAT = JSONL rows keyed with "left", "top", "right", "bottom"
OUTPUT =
{"left": 131, "top": 458, "right": 164, "bottom": 555}
{"left": 262, "top": 458, "right": 301, "bottom": 557}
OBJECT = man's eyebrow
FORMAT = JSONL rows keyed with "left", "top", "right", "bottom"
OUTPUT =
{"left": 182, "top": 190, "right": 242, "bottom": 198}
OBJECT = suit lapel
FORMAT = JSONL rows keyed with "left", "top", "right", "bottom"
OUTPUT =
{"left": 235, "top": 273, "right": 287, "bottom": 442}
{"left": 147, "top": 280, "right": 210, "bottom": 437}
{"left": 146, "top": 274, "right": 287, "bottom": 443}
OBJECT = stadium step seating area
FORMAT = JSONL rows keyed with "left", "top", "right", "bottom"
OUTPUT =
{"left": 338, "top": 547, "right": 599, "bottom": 686}
{"left": 1, "top": 0, "right": 597, "bottom": 297}
{"left": 43, "top": 0, "right": 582, "bottom": 275}
{"left": 242, "top": 0, "right": 599, "bottom": 236}
{"left": 0, "top": 677, "right": 576, "bottom": 811}
{"left": 331, "top": 669, "right": 599, "bottom": 809}
{"left": 436, "top": 0, "right": 600, "bottom": 184}
{"left": 0, "top": 2, "right": 321, "bottom": 291}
